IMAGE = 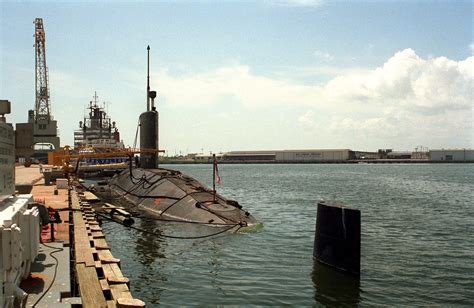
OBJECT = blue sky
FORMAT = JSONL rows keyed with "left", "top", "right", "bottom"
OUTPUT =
{"left": 1, "top": 0, "right": 472, "bottom": 153}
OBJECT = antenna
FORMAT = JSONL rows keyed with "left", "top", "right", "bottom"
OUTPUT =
{"left": 147, "top": 45, "right": 150, "bottom": 111}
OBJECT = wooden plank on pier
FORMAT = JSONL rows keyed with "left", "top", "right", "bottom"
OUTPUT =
{"left": 103, "top": 263, "right": 129, "bottom": 284}
{"left": 83, "top": 191, "right": 100, "bottom": 202}
{"left": 75, "top": 236, "right": 95, "bottom": 267}
{"left": 75, "top": 263, "right": 107, "bottom": 308}
{"left": 116, "top": 298, "right": 146, "bottom": 308}
{"left": 71, "top": 192, "right": 81, "bottom": 209}
{"left": 98, "top": 250, "right": 121, "bottom": 264}
{"left": 70, "top": 189, "right": 144, "bottom": 307}
{"left": 94, "top": 238, "right": 110, "bottom": 250}
{"left": 90, "top": 225, "right": 103, "bottom": 231}
{"left": 100, "top": 279, "right": 110, "bottom": 292}
{"left": 74, "top": 209, "right": 96, "bottom": 267}
{"left": 92, "top": 230, "right": 106, "bottom": 238}
{"left": 109, "top": 283, "right": 132, "bottom": 299}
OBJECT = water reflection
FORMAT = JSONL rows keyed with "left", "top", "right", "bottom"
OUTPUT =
{"left": 312, "top": 261, "right": 361, "bottom": 306}
{"left": 133, "top": 218, "right": 168, "bottom": 305}
{"left": 208, "top": 241, "right": 225, "bottom": 295}
{"left": 134, "top": 218, "right": 167, "bottom": 266}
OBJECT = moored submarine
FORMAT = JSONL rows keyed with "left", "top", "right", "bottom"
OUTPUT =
{"left": 109, "top": 168, "right": 258, "bottom": 227}
{"left": 107, "top": 46, "right": 258, "bottom": 228}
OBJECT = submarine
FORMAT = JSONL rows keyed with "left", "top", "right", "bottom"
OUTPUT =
{"left": 105, "top": 46, "right": 258, "bottom": 228}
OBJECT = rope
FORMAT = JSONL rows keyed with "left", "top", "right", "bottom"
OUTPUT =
{"left": 75, "top": 181, "right": 245, "bottom": 227}
{"left": 109, "top": 182, "right": 239, "bottom": 224}
{"left": 109, "top": 182, "right": 181, "bottom": 200}
{"left": 136, "top": 214, "right": 240, "bottom": 226}
{"left": 75, "top": 168, "right": 249, "bottom": 227}
{"left": 97, "top": 213, "right": 242, "bottom": 239}
{"left": 32, "top": 243, "right": 64, "bottom": 307}
{"left": 133, "top": 119, "right": 140, "bottom": 149}
{"left": 341, "top": 207, "right": 347, "bottom": 239}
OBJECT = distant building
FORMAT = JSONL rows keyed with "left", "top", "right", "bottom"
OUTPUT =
{"left": 275, "top": 149, "right": 352, "bottom": 161}
{"left": 194, "top": 153, "right": 224, "bottom": 162}
{"left": 386, "top": 151, "right": 412, "bottom": 159}
{"left": 222, "top": 151, "right": 276, "bottom": 162}
{"left": 429, "top": 149, "right": 474, "bottom": 161}
{"left": 219, "top": 149, "right": 352, "bottom": 163}
{"left": 354, "top": 151, "right": 379, "bottom": 160}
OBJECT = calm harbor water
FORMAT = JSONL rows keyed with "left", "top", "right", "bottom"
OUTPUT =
{"left": 100, "top": 164, "right": 474, "bottom": 306}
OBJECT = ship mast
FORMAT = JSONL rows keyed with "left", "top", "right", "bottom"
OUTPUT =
{"left": 147, "top": 45, "right": 150, "bottom": 111}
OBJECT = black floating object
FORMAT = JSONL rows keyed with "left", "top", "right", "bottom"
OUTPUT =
{"left": 123, "top": 217, "right": 135, "bottom": 226}
{"left": 314, "top": 200, "right": 360, "bottom": 275}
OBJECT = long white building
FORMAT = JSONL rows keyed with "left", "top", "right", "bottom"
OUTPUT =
{"left": 221, "top": 149, "right": 353, "bottom": 162}
{"left": 429, "top": 149, "right": 474, "bottom": 161}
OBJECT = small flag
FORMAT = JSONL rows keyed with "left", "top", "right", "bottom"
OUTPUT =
{"left": 214, "top": 157, "right": 221, "bottom": 184}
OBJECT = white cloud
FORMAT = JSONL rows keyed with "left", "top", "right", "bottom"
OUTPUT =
{"left": 150, "top": 66, "right": 325, "bottom": 108}
{"left": 268, "top": 0, "right": 323, "bottom": 7}
{"left": 314, "top": 50, "right": 334, "bottom": 62}
{"left": 322, "top": 49, "right": 473, "bottom": 111}
{"left": 122, "top": 48, "right": 473, "bottom": 149}
{"left": 147, "top": 48, "right": 472, "bottom": 114}
{"left": 298, "top": 110, "right": 316, "bottom": 129}
{"left": 470, "top": 43, "right": 474, "bottom": 54}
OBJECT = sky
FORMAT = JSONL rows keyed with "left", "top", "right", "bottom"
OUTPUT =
{"left": 0, "top": 0, "right": 472, "bottom": 154}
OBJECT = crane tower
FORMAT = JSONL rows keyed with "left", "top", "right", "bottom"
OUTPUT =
{"left": 15, "top": 18, "right": 60, "bottom": 161}
{"left": 30, "top": 18, "right": 60, "bottom": 153}
{"left": 34, "top": 18, "right": 51, "bottom": 122}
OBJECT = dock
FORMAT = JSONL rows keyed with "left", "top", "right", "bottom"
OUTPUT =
{"left": 15, "top": 165, "right": 144, "bottom": 307}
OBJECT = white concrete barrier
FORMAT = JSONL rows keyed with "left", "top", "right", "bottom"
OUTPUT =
{"left": 0, "top": 195, "right": 39, "bottom": 308}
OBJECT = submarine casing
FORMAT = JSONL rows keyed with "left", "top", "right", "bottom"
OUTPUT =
{"left": 108, "top": 168, "right": 258, "bottom": 226}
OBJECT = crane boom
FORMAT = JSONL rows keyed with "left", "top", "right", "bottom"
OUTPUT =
{"left": 34, "top": 18, "right": 51, "bottom": 122}
{"left": 48, "top": 146, "right": 165, "bottom": 166}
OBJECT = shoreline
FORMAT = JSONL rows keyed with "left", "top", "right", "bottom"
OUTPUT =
{"left": 158, "top": 159, "right": 474, "bottom": 164}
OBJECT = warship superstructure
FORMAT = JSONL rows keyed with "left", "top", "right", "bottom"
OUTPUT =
{"left": 74, "top": 92, "right": 124, "bottom": 150}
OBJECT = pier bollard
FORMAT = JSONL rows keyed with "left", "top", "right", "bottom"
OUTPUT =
{"left": 43, "top": 170, "right": 52, "bottom": 185}
{"left": 313, "top": 201, "right": 360, "bottom": 275}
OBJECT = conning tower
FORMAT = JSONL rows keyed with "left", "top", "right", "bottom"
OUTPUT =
{"left": 139, "top": 45, "right": 159, "bottom": 169}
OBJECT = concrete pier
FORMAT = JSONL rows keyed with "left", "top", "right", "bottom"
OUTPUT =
{"left": 15, "top": 165, "right": 144, "bottom": 307}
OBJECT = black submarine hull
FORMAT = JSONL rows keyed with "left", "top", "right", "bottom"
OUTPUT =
{"left": 108, "top": 167, "right": 258, "bottom": 227}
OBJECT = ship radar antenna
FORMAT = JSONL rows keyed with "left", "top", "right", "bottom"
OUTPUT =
{"left": 93, "top": 91, "right": 98, "bottom": 106}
